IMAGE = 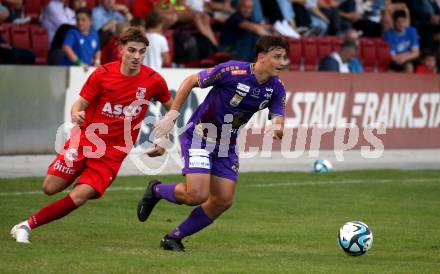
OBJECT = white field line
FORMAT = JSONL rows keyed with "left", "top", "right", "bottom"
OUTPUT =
{"left": 0, "top": 178, "right": 438, "bottom": 197}
{"left": 249, "top": 178, "right": 439, "bottom": 188}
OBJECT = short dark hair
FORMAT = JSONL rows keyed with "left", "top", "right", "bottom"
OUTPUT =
{"left": 76, "top": 7, "right": 92, "bottom": 19}
{"left": 341, "top": 41, "right": 358, "bottom": 51}
{"left": 421, "top": 50, "right": 436, "bottom": 59}
{"left": 393, "top": 10, "right": 407, "bottom": 22}
{"left": 119, "top": 26, "right": 149, "bottom": 46}
{"left": 145, "top": 11, "right": 163, "bottom": 29}
{"left": 255, "top": 35, "right": 289, "bottom": 56}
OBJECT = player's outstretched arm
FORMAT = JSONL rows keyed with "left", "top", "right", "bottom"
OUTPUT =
{"left": 153, "top": 73, "right": 199, "bottom": 138}
{"left": 71, "top": 96, "right": 90, "bottom": 125}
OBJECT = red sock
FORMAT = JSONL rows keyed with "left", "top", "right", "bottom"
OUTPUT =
{"left": 27, "top": 195, "right": 77, "bottom": 229}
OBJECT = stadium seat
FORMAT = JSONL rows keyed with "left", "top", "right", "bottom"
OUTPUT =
{"left": 360, "top": 38, "right": 376, "bottom": 72}
{"left": 287, "top": 38, "right": 302, "bottom": 71}
{"left": 301, "top": 37, "right": 318, "bottom": 71}
{"left": 211, "top": 51, "right": 232, "bottom": 63}
{"left": 29, "top": 25, "right": 49, "bottom": 64}
{"left": 374, "top": 39, "right": 390, "bottom": 72}
{"left": 10, "top": 24, "right": 31, "bottom": 49}
{"left": 0, "top": 23, "right": 12, "bottom": 44}
{"left": 87, "top": 0, "right": 99, "bottom": 8}
{"left": 24, "top": 0, "right": 43, "bottom": 20}
{"left": 317, "top": 36, "right": 333, "bottom": 60}
{"left": 330, "top": 36, "right": 343, "bottom": 52}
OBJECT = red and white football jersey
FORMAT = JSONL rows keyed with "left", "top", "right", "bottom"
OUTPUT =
{"left": 79, "top": 61, "right": 171, "bottom": 149}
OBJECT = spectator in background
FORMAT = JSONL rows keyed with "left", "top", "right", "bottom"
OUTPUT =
{"left": 70, "top": 0, "right": 87, "bottom": 11}
{"left": 143, "top": 11, "right": 170, "bottom": 70}
{"left": 0, "top": 32, "right": 35, "bottom": 64}
{"left": 63, "top": 8, "right": 101, "bottom": 71}
{"left": 0, "top": 3, "right": 10, "bottom": 23}
{"left": 92, "top": 0, "right": 133, "bottom": 47}
{"left": 220, "top": 0, "right": 271, "bottom": 61}
{"left": 384, "top": 10, "right": 420, "bottom": 72}
{"left": 260, "top": 0, "right": 300, "bottom": 38}
{"left": 344, "top": 28, "right": 363, "bottom": 72}
{"left": 338, "top": 0, "right": 382, "bottom": 37}
{"left": 206, "top": 0, "right": 235, "bottom": 23}
{"left": 415, "top": 51, "right": 437, "bottom": 74}
{"left": 48, "top": 0, "right": 87, "bottom": 65}
{"left": 318, "top": 0, "right": 345, "bottom": 35}
{"left": 1, "top": 0, "right": 23, "bottom": 22}
{"left": 318, "top": 41, "right": 358, "bottom": 72}
{"left": 42, "top": 0, "right": 76, "bottom": 43}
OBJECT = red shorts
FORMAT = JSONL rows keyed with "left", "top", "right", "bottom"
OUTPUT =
{"left": 47, "top": 137, "right": 126, "bottom": 198}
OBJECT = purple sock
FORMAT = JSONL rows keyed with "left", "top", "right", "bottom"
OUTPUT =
{"left": 168, "top": 206, "right": 213, "bottom": 239}
{"left": 154, "top": 184, "right": 178, "bottom": 204}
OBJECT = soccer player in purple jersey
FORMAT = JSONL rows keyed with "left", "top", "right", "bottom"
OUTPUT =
{"left": 137, "top": 35, "right": 288, "bottom": 251}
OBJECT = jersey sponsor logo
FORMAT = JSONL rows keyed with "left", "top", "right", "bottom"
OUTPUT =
{"left": 54, "top": 160, "right": 76, "bottom": 175}
{"left": 188, "top": 149, "right": 211, "bottom": 169}
{"left": 230, "top": 94, "right": 244, "bottom": 107}
{"left": 231, "top": 69, "right": 247, "bottom": 75}
{"left": 259, "top": 99, "right": 269, "bottom": 110}
{"left": 251, "top": 88, "right": 260, "bottom": 98}
{"left": 136, "top": 87, "right": 146, "bottom": 99}
{"left": 102, "top": 102, "right": 142, "bottom": 117}
{"left": 237, "top": 83, "right": 250, "bottom": 93}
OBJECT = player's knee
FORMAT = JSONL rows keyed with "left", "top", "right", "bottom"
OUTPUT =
{"left": 42, "top": 185, "right": 58, "bottom": 196}
{"left": 185, "top": 191, "right": 209, "bottom": 205}
{"left": 42, "top": 179, "right": 60, "bottom": 195}
{"left": 212, "top": 197, "right": 233, "bottom": 211}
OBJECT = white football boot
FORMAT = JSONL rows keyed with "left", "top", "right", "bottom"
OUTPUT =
{"left": 10, "top": 221, "right": 31, "bottom": 244}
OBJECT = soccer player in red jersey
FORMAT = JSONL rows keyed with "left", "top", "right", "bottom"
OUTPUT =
{"left": 10, "top": 26, "right": 173, "bottom": 243}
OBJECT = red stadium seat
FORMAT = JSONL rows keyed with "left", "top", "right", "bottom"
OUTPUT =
{"left": 0, "top": 23, "right": 12, "bottom": 44}
{"left": 86, "top": 0, "right": 99, "bottom": 8}
{"left": 317, "top": 36, "right": 333, "bottom": 60}
{"left": 360, "top": 38, "right": 376, "bottom": 72}
{"left": 374, "top": 39, "right": 390, "bottom": 72}
{"left": 24, "top": 0, "right": 43, "bottom": 20}
{"left": 330, "top": 36, "right": 343, "bottom": 52}
{"left": 288, "top": 38, "right": 302, "bottom": 71}
{"left": 29, "top": 25, "right": 49, "bottom": 64}
{"left": 211, "top": 51, "right": 232, "bottom": 63}
{"left": 302, "top": 37, "right": 318, "bottom": 71}
{"left": 10, "top": 24, "right": 31, "bottom": 49}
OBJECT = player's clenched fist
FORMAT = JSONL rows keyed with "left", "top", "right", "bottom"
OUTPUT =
{"left": 72, "top": 110, "right": 86, "bottom": 125}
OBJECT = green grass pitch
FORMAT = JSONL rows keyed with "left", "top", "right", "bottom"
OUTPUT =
{"left": 1, "top": 170, "right": 439, "bottom": 273}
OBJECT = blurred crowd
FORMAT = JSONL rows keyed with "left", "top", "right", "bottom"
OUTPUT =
{"left": 0, "top": 0, "right": 439, "bottom": 74}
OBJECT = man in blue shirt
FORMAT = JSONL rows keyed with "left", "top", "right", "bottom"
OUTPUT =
{"left": 92, "top": 0, "right": 132, "bottom": 47}
{"left": 137, "top": 35, "right": 288, "bottom": 251}
{"left": 384, "top": 10, "right": 420, "bottom": 72}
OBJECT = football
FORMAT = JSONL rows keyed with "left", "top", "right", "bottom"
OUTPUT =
{"left": 313, "top": 159, "right": 333, "bottom": 173}
{"left": 337, "top": 221, "right": 373, "bottom": 256}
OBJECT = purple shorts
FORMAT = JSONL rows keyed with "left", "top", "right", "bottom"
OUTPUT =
{"left": 180, "top": 133, "right": 239, "bottom": 182}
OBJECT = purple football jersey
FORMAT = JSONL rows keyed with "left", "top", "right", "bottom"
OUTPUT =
{"left": 184, "top": 60, "right": 286, "bottom": 144}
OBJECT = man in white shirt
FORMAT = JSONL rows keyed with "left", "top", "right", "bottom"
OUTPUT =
{"left": 143, "top": 11, "right": 171, "bottom": 70}
{"left": 42, "top": 0, "right": 76, "bottom": 43}
{"left": 318, "top": 41, "right": 358, "bottom": 73}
